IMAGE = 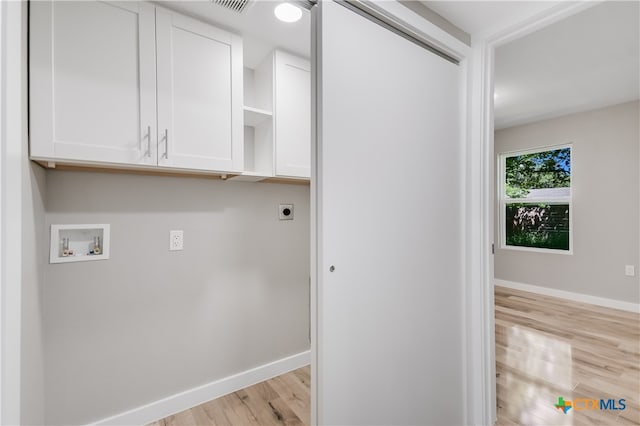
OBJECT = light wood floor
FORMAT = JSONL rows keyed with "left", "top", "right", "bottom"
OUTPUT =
{"left": 149, "top": 367, "right": 310, "bottom": 426}
{"left": 496, "top": 286, "right": 640, "bottom": 425}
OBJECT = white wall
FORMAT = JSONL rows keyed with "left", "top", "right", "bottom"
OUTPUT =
{"left": 42, "top": 172, "right": 310, "bottom": 425}
{"left": 21, "top": 164, "right": 46, "bottom": 426}
{"left": 21, "top": 4, "right": 47, "bottom": 423}
{"left": 494, "top": 101, "right": 640, "bottom": 303}
{"left": 1, "top": 1, "right": 47, "bottom": 423}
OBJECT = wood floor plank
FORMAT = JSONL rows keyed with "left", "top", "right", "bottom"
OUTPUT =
{"left": 264, "top": 395, "right": 304, "bottom": 426}
{"left": 218, "top": 392, "right": 262, "bottom": 426}
{"left": 236, "top": 384, "right": 287, "bottom": 425}
{"left": 267, "top": 374, "right": 310, "bottom": 424}
{"left": 292, "top": 368, "right": 311, "bottom": 389}
{"left": 496, "top": 285, "right": 640, "bottom": 426}
{"left": 617, "top": 399, "right": 640, "bottom": 424}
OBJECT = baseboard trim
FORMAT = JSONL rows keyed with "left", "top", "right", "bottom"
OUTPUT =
{"left": 495, "top": 279, "right": 640, "bottom": 313}
{"left": 90, "top": 350, "right": 311, "bottom": 426}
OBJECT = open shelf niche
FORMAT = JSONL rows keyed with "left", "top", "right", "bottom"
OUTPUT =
{"left": 231, "top": 52, "right": 275, "bottom": 182}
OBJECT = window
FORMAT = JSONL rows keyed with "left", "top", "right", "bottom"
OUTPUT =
{"left": 499, "top": 145, "right": 572, "bottom": 253}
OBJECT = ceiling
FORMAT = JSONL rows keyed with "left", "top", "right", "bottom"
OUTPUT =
{"left": 423, "top": 1, "right": 563, "bottom": 36}
{"left": 494, "top": 1, "right": 640, "bottom": 129}
{"left": 159, "top": 1, "right": 310, "bottom": 68}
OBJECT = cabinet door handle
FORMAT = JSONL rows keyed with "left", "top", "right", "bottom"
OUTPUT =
{"left": 163, "top": 129, "right": 169, "bottom": 159}
{"left": 146, "top": 125, "right": 151, "bottom": 157}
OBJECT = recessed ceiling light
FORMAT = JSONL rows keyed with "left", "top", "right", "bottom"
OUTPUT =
{"left": 274, "top": 3, "right": 302, "bottom": 23}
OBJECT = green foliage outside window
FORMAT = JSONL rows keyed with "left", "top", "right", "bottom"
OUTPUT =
{"left": 505, "top": 147, "right": 571, "bottom": 198}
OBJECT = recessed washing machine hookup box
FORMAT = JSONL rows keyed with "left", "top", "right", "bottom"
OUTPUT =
{"left": 49, "top": 224, "right": 110, "bottom": 264}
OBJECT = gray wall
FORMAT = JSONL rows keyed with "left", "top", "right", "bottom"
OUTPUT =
{"left": 494, "top": 101, "right": 640, "bottom": 303}
{"left": 43, "top": 171, "right": 310, "bottom": 424}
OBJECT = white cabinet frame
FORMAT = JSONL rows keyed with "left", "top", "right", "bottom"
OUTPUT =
{"left": 29, "top": 1, "right": 157, "bottom": 166}
{"left": 274, "top": 51, "right": 311, "bottom": 178}
{"left": 155, "top": 8, "right": 243, "bottom": 172}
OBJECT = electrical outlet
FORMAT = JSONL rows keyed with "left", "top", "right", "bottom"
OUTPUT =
{"left": 279, "top": 204, "right": 294, "bottom": 220}
{"left": 625, "top": 265, "right": 635, "bottom": 277}
{"left": 169, "top": 230, "right": 183, "bottom": 251}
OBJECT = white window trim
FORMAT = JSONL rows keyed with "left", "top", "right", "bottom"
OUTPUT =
{"left": 498, "top": 144, "right": 573, "bottom": 255}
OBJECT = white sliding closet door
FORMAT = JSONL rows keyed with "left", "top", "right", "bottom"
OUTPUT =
{"left": 315, "top": 2, "right": 465, "bottom": 424}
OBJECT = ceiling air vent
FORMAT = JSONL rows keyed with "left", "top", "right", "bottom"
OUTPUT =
{"left": 211, "top": 0, "right": 252, "bottom": 13}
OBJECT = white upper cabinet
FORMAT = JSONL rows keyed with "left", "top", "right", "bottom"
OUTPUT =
{"left": 30, "top": 1, "right": 243, "bottom": 174}
{"left": 233, "top": 50, "right": 310, "bottom": 182}
{"left": 30, "top": 1, "right": 157, "bottom": 165}
{"left": 155, "top": 9, "right": 243, "bottom": 172}
{"left": 274, "top": 51, "right": 311, "bottom": 178}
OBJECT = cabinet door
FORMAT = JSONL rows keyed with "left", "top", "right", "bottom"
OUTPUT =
{"left": 274, "top": 51, "right": 311, "bottom": 178}
{"left": 30, "top": 1, "right": 157, "bottom": 165}
{"left": 156, "top": 9, "right": 243, "bottom": 172}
